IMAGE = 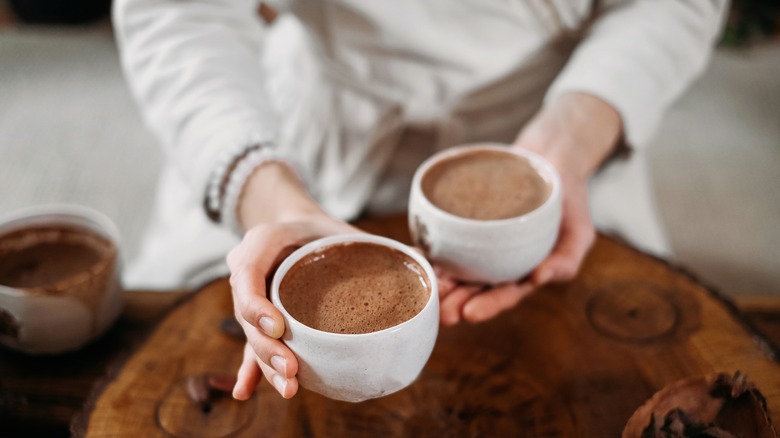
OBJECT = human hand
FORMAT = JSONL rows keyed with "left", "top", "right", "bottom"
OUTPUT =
{"left": 228, "top": 162, "right": 359, "bottom": 399}
{"left": 439, "top": 92, "right": 623, "bottom": 325}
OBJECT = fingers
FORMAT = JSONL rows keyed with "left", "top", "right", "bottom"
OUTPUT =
{"left": 440, "top": 284, "right": 483, "bottom": 326}
{"left": 228, "top": 221, "right": 358, "bottom": 338}
{"left": 436, "top": 186, "right": 594, "bottom": 326}
{"left": 227, "top": 231, "right": 292, "bottom": 338}
{"left": 230, "top": 268, "right": 286, "bottom": 339}
{"left": 233, "top": 343, "right": 263, "bottom": 400}
{"left": 227, "top": 224, "right": 313, "bottom": 339}
{"left": 532, "top": 198, "right": 595, "bottom": 287}
{"left": 462, "top": 282, "right": 535, "bottom": 323}
{"left": 233, "top": 343, "right": 299, "bottom": 399}
{"left": 435, "top": 266, "right": 458, "bottom": 299}
{"left": 241, "top": 319, "right": 299, "bottom": 379}
{"left": 258, "top": 355, "right": 299, "bottom": 399}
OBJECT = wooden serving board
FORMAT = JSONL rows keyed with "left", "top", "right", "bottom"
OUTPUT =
{"left": 82, "top": 216, "right": 780, "bottom": 437}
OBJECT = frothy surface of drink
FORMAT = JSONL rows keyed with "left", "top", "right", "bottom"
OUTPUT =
{"left": 279, "top": 242, "right": 430, "bottom": 334}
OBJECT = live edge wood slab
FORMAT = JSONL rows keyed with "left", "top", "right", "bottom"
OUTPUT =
{"left": 74, "top": 215, "right": 780, "bottom": 436}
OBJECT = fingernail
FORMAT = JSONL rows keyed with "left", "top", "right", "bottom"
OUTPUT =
{"left": 259, "top": 317, "right": 276, "bottom": 336}
{"left": 272, "top": 374, "right": 287, "bottom": 395}
{"left": 271, "top": 355, "right": 287, "bottom": 376}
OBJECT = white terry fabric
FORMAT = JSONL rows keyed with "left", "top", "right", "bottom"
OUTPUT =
{"left": 113, "top": 0, "right": 278, "bottom": 197}
{"left": 546, "top": 0, "right": 729, "bottom": 146}
{"left": 114, "top": 0, "right": 727, "bottom": 290}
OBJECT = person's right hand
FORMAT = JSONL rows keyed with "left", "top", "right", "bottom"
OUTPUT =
{"left": 437, "top": 92, "right": 622, "bottom": 326}
{"left": 227, "top": 162, "right": 358, "bottom": 400}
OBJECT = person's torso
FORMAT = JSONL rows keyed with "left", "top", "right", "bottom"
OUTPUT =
{"left": 282, "top": 0, "right": 594, "bottom": 122}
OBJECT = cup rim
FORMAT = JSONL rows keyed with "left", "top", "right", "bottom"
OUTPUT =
{"left": 270, "top": 233, "right": 439, "bottom": 338}
{"left": 0, "top": 204, "right": 121, "bottom": 243}
{"left": 0, "top": 204, "right": 121, "bottom": 296}
{"left": 412, "top": 143, "right": 562, "bottom": 226}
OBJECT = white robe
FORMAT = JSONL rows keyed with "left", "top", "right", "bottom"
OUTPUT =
{"left": 113, "top": 0, "right": 727, "bottom": 290}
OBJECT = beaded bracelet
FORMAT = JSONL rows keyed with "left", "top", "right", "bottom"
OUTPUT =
{"left": 203, "top": 141, "right": 269, "bottom": 225}
{"left": 221, "top": 146, "right": 284, "bottom": 235}
{"left": 204, "top": 140, "right": 303, "bottom": 236}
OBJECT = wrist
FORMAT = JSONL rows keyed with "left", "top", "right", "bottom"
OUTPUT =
{"left": 518, "top": 92, "right": 623, "bottom": 181}
{"left": 238, "top": 161, "right": 323, "bottom": 230}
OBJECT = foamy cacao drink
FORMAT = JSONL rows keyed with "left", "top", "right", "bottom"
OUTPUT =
{"left": 279, "top": 242, "right": 431, "bottom": 334}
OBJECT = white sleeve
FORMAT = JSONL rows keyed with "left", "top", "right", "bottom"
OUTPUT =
{"left": 113, "top": 0, "right": 278, "bottom": 195}
{"left": 545, "top": 0, "right": 729, "bottom": 147}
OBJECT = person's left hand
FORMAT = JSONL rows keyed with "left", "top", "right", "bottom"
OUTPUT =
{"left": 439, "top": 92, "right": 624, "bottom": 326}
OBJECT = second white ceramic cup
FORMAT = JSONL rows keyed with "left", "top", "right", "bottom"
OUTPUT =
{"left": 0, "top": 205, "right": 124, "bottom": 354}
{"left": 270, "top": 234, "right": 439, "bottom": 403}
{"left": 409, "top": 144, "right": 562, "bottom": 284}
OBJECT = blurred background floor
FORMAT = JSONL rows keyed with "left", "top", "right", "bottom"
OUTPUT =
{"left": 0, "top": 24, "right": 778, "bottom": 297}
{"left": 649, "top": 44, "right": 780, "bottom": 297}
{"left": 0, "top": 25, "right": 162, "bottom": 264}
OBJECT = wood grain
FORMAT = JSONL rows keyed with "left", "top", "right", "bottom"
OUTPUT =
{"left": 0, "top": 290, "right": 186, "bottom": 437}
{"left": 81, "top": 215, "right": 780, "bottom": 437}
{"left": 735, "top": 295, "right": 780, "bottom": 350}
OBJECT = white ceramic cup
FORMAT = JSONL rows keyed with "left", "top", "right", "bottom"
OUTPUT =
{"left": 0, "top": 205, "right": 124, "bottom": 354}
{"left": 270, "top": 234, "right": 439, "bottom": 403}
{"left": 409, "top": 143, "right": 562, "bottom": 284}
